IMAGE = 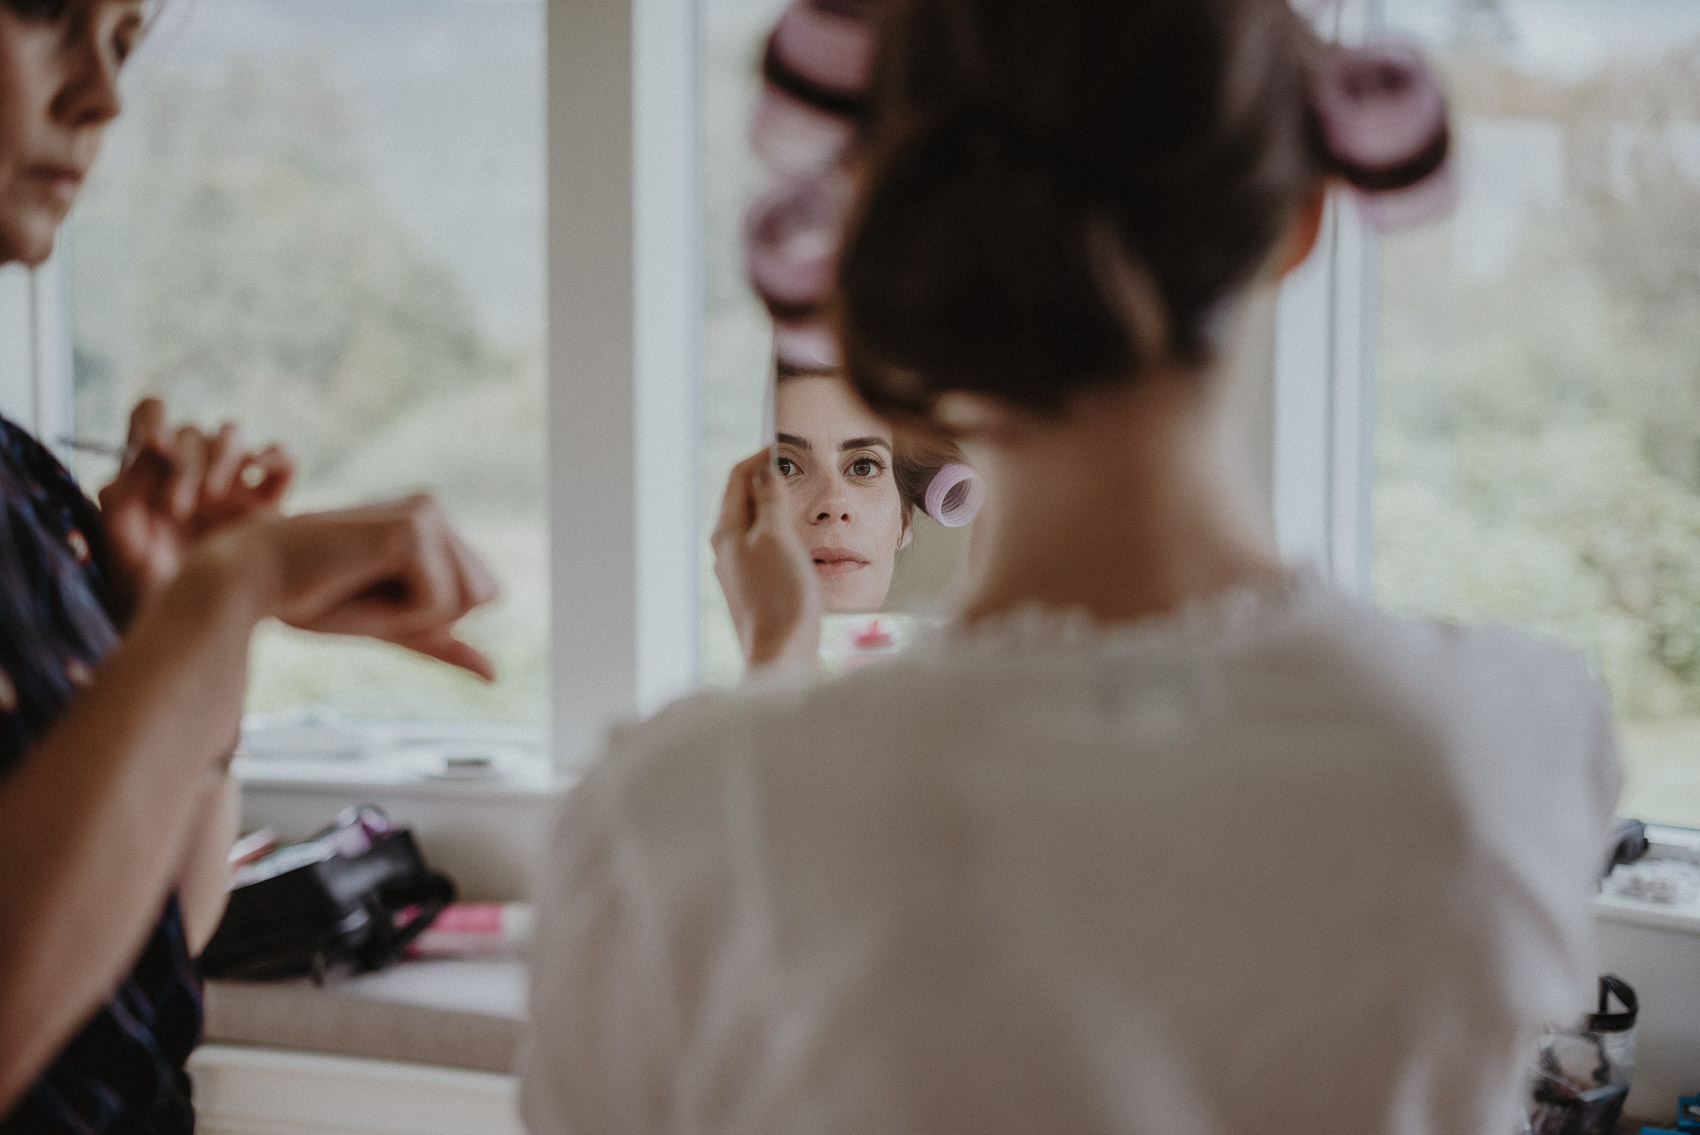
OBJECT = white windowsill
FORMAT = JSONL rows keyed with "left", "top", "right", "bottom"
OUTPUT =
{"left": 235, "top": 755, "right": 571, "bottom": 803}
{"left": 1594, "top": 891, "right": 1700, "bottom": 937}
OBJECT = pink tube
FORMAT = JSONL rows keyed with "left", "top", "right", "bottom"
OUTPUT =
{"left": 924, "top": 463, "right": 986, "bottom": 528}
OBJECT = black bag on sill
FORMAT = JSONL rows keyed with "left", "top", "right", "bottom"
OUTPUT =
{"left": 201, "top": 807, "right": 456, "bottom": 983}
{"left": 1523, "top": 974, "right": 1639, "bottom": 1135}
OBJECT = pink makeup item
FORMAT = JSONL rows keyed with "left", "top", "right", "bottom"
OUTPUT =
{"left": 404, "top": 902, "right": 534, "bottom": 958}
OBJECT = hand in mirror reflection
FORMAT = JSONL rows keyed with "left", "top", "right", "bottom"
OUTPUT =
{"left": 717, "top": 365, "right": 988, "bottom": 673}
{"left": 712, "top": 449, "right": 822, "bottom": 673}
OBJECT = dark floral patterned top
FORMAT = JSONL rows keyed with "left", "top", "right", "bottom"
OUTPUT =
{"left": 0, "top": 415, "right": 201, "bottom": 1134}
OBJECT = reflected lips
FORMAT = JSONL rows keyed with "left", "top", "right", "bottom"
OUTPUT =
{"left": 811, "top": 546, "right": 867, "bottom": 580}
{"left": 26, "top": 164, "right": 84, "bottom": 206}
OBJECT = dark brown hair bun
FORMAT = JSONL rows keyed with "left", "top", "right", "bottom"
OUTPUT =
{"left": 837, "top": 0, "right": 1326, "bottom": 420}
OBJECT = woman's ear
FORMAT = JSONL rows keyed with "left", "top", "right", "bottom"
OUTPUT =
{"left": 1277, "top": 182, "right": 1330, "bottom": 278}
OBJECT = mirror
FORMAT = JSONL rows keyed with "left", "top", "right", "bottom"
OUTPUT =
{"left": 731, "top": 0, "right": 985, "bottom": 670}
{"left": 767, "top": 364, "right": 983, "bottom": 617}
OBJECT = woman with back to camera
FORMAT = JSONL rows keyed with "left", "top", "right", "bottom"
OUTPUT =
{"left": 0, "top": 1, "right": 498, "bottom": 1128}
{"left": 524, "top": 0, "right": 1620, "bottom": 1130}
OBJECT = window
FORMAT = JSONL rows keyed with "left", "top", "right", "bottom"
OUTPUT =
{"left": 1370, "top": 0, "right": 1700, "bottom": 827}
{"left": 67, "top": 0, "right": 549, "bottom": 732}
{"left": 60, "top": 0, "right": 563, "bottom": 781}
{"left": 699, "top": 0, "right": 787, "bottom": 688}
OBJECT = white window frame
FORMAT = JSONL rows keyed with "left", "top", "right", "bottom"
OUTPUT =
{"left": 0, "top": 0, "right": 705, "bottom": 895}
{"left": 0, "top": 252, "right": 75, "bottom": 456}
{"left": 13, "top": 0, "right": 1691, "bottom": 874}
{"left": 549, "top": 0, "right": 703, "bottom": 764}
{"left": 1271, "top": 0, "right": 1381, "bottom": 594}
{"left": 3, "top": 0, "right": 703, "bottom": 768}
{"left": 1280, "top": 0, "right": 1694, "bottom": 858}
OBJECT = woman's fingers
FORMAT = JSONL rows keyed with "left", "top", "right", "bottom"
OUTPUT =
{"left": 237, "top": 444, "right": 295, "bottom": 507}
{"left": 745, "top": 459, "right": 790, "bottom": 546}
{"left": 202, "top": 423, "right": 245, "bottom": 501}
{"left": 710, "top": 447, "right": 820, "bottom": 670}
{"left": 166, "top": 427, "right": 210, "bottom": 523}
{"left": 123, "top": 398, "right": 168, "bottom": 471}
{"left": 713, "top": 448, "right": 783, "bottom": 560}
{"left": 712, "top": 449, "right": 769, "bottom": 549}
{"left": 261, "top": 496, "right": 500, "bottom": 677}
{"left": 389, "top": 631, "right": 497, "bottom": 683}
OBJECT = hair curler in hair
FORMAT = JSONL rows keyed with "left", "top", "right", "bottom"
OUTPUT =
{"left": 924, "top": 463, "right": 986, "bottom": 528}
{"left": 744, "top": 176, "right": 843, "bottom": 314}
{"left": 745, "top": 0, "right": 876, "bottom": 365}
{"left": 1310, "top": 42, "right": 1457, "bottom": 231}
{"left": 765, "top": 0, "right": 875, "bottom": 109}
{"left": 745, "top": 172, "right": 852, "bottom": 367}
{"left": 750, "top": 0, "right": 872, "bottom": 175}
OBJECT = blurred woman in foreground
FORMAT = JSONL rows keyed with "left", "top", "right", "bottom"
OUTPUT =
{"left": 0, "top": 2, "right": 496, "bottom": 1127}
{"left": 524, "top": 0, "right": 1619, "bottom": 1131}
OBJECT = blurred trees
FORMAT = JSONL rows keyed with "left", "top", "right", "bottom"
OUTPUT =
{"left": 73, "top": 62, "right": 510, "bottom": 485}
{"left": 1377, "top": 43, "right": 1700, "bottom": 720}
{"left": 70, "top": 53, "right": 548, "bottom": 723}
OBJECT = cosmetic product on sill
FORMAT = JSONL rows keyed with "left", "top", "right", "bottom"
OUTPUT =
{"left": 1607, "top": 860, "right": 1700, "bottom": 906}
{"left": 405, "top": 902, "right": 534, "bottom": 959}
{"left": 820, "top": 613, "right": 917, "bottom": 676}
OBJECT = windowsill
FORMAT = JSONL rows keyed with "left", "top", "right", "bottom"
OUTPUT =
{"left": 189, "top": 1041, "right": 525, "bottom": 1135}
{"left": 236, "top": 715, "right": 571, "bottom": 800}
{"left": 235, "top": 754, "right": 572, "bottom": 803}
{"left": 204, "top": 955, "right": 528, "bottom": 1074}
{"left": 1594, "top": 890, "right": 1700, "bottom": 937}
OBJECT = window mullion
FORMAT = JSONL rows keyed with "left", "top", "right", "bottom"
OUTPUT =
{"left": 1271, "top": 0, "right": 1383, "bottom": 595}
{"left": 31, "top": 246, "right": 76, "bottom": 463}
{"left": 547, "top": 0, "right": 702, "bottom": 768}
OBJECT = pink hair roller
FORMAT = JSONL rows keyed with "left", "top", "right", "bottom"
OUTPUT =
{"left": 750, "top": 0, "right": 873, "bottom": 175}
{"left": 1354, "top": 158, "right": 1458, "bottom": 232}
{"left": 745, "top": 173, "right": 852, "bottom": 368}
{"left": 744, "top": 174, "right": 848, "bottom": 314}
{"left": 767, "top": 0, "right": 874, "bottom": 102}
{"left": 1310, "top": 42, "right": 1457, "bottom": 231}
{"left": 774, "top": 321, "right": 843, "bottom": 369}
{"left": 750, "top": 85, "right": 859, "bottom": 175}
{"left": 924, "top": 463, "right": 986, "bottom": 528}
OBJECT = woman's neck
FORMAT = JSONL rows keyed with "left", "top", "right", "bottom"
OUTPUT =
{"left": 953, "top": 371, "right": 1287, "bottom": 626}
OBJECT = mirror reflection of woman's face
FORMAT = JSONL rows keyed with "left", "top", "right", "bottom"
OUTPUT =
{"left": 0, "top": 0, "right": 142, "bottom": 266}
{"left": 775, "top": 374, "right": 909, "bottom": 613}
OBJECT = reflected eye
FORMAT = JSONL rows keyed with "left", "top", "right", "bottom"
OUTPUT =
{"left": 775, "top": 456, "right": 799, "bottom": 478}
{"left": 847, "top": 457, "right": 884, "bottom": 478}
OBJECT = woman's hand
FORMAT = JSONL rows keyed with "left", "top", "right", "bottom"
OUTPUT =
{"left": 209, "top": 494, "right": 501, "bottom": 680}
{"left": 97, "top": 399, "right": 294, "bottom": 612}
{"left": 712, "top": 450, "right": 820, "bottom": 673}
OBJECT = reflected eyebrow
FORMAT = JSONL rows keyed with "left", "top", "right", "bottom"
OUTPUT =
{"left": 776, "top": 432, "right": 810, "bottom": 451}
{"left": 840, "top": 436, "right": 891, "bottom": 453}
